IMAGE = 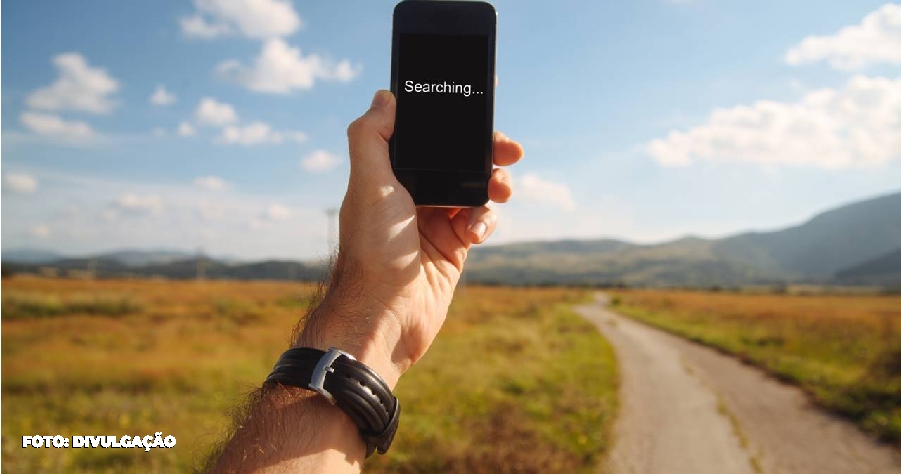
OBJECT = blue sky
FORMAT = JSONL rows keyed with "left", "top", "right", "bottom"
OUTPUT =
{"left": 2, "top": 0, "right": 900, "bottom": 260}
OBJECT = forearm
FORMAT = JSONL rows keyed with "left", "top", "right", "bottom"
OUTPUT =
{"left": 205, "top": 295, "right": 406, "bottom": 474}
{"left": 206, "top": 385, "right": 367, "bottom": 474}
{"left": 203, "top": 90, "right": 521, "bottom": 474}
{"left": 295, "top": 279, "right": 410, "bottom": 389}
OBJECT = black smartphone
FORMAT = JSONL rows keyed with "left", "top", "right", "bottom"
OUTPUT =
{"left": 389, "top": 0, "right": 497, "bottom": 207}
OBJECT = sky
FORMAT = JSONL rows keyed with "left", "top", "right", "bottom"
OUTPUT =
{"left": 2, "top": 0, "right": 900, "bottom": 261}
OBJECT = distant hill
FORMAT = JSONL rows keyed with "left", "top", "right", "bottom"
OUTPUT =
{"left": 95, "top": 249, "right": 197, "bottom": 267}
{"left": 472, "top": 239, "right": 636, "bottom": 258}
{"left": 1, "top": 249, "right": 235, "bottom": 267}
{"left": 4, "top": 191, "right": 899, "bottom": 288}
{"left": 1, "top": 248, "right": 63, "bottom": 264}
{"left": 465, "top": 190, "right": 901, "bottom": 287}
{"left": 713, "top": 191, "right": 901, "bottom": 278}
{"left": 1, "top": 256, "right": 327, "bottom": 282}
{"left": 465, "top": 236, "right": 768, "bottom": 287}
{"left": 835, "top": 247, "right": 901, "bottom": 287}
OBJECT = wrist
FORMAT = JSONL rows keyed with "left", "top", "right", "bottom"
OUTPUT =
{"left": 209, "top": 385, "right": 367, "bottom": 474}
{"left": 295, "top": 292, "right": 410, "bottom": 389}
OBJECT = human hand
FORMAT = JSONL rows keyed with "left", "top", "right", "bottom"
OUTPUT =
{"left": 296, "top": 90, "right": 524, "bottom": 387}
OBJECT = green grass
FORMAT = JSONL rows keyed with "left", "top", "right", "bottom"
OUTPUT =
{"left": 2, "top": 278, "right": 617, "bottom": 474}
{"left": 2, "top": 290, "right": 144, "bottom": 318}
{"left": 613, "top": 290, "right": 901, "bottom": 447}
{"left": 365, "top": 290, "right": 617, "bottom": 474}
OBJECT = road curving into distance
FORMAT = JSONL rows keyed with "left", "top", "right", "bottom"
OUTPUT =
{"left": 576, "top": 294, "right": 901, "bottom": 474}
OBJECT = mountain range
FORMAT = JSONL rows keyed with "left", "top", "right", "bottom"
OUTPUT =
{"left": 465, "top": 190, "right": 901, "bottom": 287}
{"left": 3, "top": 190, "right": 900, "bottom": 288}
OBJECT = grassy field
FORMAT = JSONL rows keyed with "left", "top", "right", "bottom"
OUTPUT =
{"left": 612, "top": 290, "right": 901, "bottom": 446}
{"left": 1, "top": 277, "right": 617, "bottom": 474}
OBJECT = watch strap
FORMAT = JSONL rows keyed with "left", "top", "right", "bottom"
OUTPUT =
{"left": 265, "top": 347, "right": 400, "bottom": 457}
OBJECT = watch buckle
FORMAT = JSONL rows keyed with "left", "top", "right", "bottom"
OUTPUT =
{"left": 309, "top": 347, "right": 356, "bottom": 404}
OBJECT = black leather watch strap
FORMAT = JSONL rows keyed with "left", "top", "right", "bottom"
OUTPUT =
{"left": 265, "top": 347, "right": 400, "bottom": 457}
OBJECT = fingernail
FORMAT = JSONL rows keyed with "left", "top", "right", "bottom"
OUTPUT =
{"left": 371, "top": 90, "right": 389, "bottom": 109}
{"left": 469, "top": 221, "right": 487, "bottom": 239}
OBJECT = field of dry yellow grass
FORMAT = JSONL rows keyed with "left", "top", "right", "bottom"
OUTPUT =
{"left": 1, "top": 277, "right": 617, "bottom": 474}
{"left": 612, "top": 290, "right": 901, "bottom": 446}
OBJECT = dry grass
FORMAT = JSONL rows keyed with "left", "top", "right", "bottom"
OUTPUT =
{"left": 613, "top": 290, "right": 901, "bottom": 446}
{"left": 2, "top": 277, "right": 617, "bottom": 473}
{"left": 366, "top": 288, "right": 618, "bottom": 474}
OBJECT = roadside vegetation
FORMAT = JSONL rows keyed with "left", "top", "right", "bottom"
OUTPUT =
{"left": 612, "top": 290, "right": 901, "bottom": 447}
{"left": 2, "top": 277, "right": 617, "bottom": 474}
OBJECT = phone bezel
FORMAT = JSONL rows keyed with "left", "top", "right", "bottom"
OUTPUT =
{"left": 389, "top": 1, "right": 497, "bottom": 207}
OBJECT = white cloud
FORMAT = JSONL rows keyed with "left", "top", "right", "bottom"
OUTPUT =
{"left": 194, "top": 97, "right": 238, "bottom": 126}
{"left": 20, "top": 112, "right": 99, "bottom": 144}
{"left": 114, "top": 193, "right": 164, "bottom": 216}
{"left": 26, "top": 53, "right": 119, "bottom": 114}
{"left": 30, "top": 225, "right": 51, "bottom": 239}
{"left": 150, "top": 84, "right": 177, "bottom": 106}
{"left": 217, "top": 121, "right": 307, "bottom": 145}
{"left": 193, "top": 176, "right": 230, "bottom": 191}
{"left": 285, "top": 131, "right": 308, "bottom": 142}
{"left": 490, "top": 199, "right": 636, "bottom": 245}
{"left": 101, "top": 209, "right": 120, "bottom": 222}
{"left": 647, "top": 75, "right": 901, "bottom": 169}
{"left": 217, "top": 39, "right": 360, "bottom": 94}
{"left": 181, "top": 0, "right": 301, "bottom": 40}
{"left": 152, "top": 127, "right": 167, "bottom": 137}
{"left": 196, "top": 199, "right": 228, "bottom": 221}
{"left": 301, "top": 150, "right": 342, "bottom": 173}
{"left": 248, "top": 203, "right": 295, "bottom": 229}
{"left": 267, "top": 203, "right": 292, "bottom": 220}
{"left": 332, "top": 60, "right": 361, "bottom": 82}
{"left": 518, "top": 173, "right": 577, "bottom": 211}
{"left": 178, "top": 122, "right": 197, "bottom": 137}
{"left": 1, "top": 172, "right": 328, "bottom": 260}
{"left": 217, "top": 122, "right": 273, "bottom": 145}
{"left": 247, "top": 203, "right": 294, "bottom": 230}
{"left": 247, "top": 218, "right": 266, "bottom": 230}
{"left": 4, "top": 174, "right": 38, "bottom": 193}
{"left": 180, "top": 14, "right": 231, "bottom": 39}
{"left": 785, "top": 4, "right": 901, "bottom": 71}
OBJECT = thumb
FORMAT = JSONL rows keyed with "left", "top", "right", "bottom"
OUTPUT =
{"left": 347, "top": 90, "right": 397, "bottom": 187}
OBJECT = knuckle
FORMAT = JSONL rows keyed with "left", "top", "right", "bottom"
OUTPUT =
{"left": 346, "top": 116, "right": 369, "bottom": 138}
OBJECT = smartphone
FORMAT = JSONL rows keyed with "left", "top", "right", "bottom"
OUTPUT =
{"left": 389, "top": 0, "right": 497, "bottom": 207}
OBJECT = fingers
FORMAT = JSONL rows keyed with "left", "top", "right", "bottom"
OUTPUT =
{"left": 347, "top": 90, "right": 397, "bottom": 187}
{"left": 489, "top": 132, "right": 520, "bottom": 204}
{"left": 451, "top": 206, "right": 498, "bottom": 245}
{"left": 467, "top": 206, "right": 498, "bottom": 244}
{"left": 493, "top": 131, "right": 524, "bottom": 166}
{"left": 488, "top": 168, "right": 512, "bottom": 203}
{"left": 418, "top": 207, "right": 468, "bottom": 269}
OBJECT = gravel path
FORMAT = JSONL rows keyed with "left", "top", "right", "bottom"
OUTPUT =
{"left": 576, "top": 294, "right": 901, "bottom": 474}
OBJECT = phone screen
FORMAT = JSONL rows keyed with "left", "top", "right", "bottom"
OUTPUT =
{"left": 395, "top": 34, "right": 490, "bottom": 172}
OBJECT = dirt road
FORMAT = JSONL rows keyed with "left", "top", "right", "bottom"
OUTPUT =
{"left": 576, "top": 295, "right": 901, "bottom": 474}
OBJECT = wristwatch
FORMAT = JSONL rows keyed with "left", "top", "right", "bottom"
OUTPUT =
{"left": 265, "top": 347, "right": 401, "bottom": 457}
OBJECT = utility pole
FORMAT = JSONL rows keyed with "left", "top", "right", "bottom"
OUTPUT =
{"left": 87, "top": 257, "right": 97, "bottom": 280}
{"left": 325, "top": 208, "right": 339, "bottom": 255}
{"left": 287, "top": 263, "right": 296, "bottom": 281}
{"left": 196, "top": 247, "right": 206, "bottom": 281}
